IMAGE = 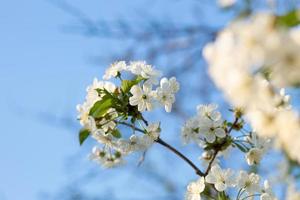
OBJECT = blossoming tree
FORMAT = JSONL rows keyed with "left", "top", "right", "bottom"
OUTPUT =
{"left": 76, "top": 2, "right": 300, "bottom": 200}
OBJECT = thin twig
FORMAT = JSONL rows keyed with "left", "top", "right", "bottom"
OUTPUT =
{"left": 204, "top": 150, "right": 219, "bottom": 175}
{"left": 155, "top": 138, "right": 204, "bottom": 176}
{"left": 137, "top": 150, "right": 147, "bottom": 167}
{"left": 117, "top": 121, "right": 145, "bottom": 133}
{"left": 204, "top": 117, "right": 240, "bottom": 176}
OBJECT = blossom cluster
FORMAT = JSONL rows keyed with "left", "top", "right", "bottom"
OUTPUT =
{"left": 181, "top": 104, "right": 226, "bottom": 145}
{"left": 77, "top": 61, "right": 179, "bottom": 167}
{"left": 203, "top": 11, "right": 300, "bottom": 163}
{"left": 182, "top": 104, "right": 270, "bottom": 167}
{"left": 186, "top": 165, "right": 276, "bottom": 200}
{"left": 181, "top": 104, "right": 278, "bottom": 199}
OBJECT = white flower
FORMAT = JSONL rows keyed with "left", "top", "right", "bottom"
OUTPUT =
{"left": 275, "top": 88, "right": 291, "bottom": 109}
{"left": 76, "top": 102, "right": 92, "bottom": 127}
{"left": 286, "top": 181, "right": 300, "bottom": 200}
{"left": 205, "top": 165, "right": 236, "bottom": 191}
{"left": 269, "top": 36, "right": 300, "bottom": 87}
{"left": 260, "top": 180, "right": 277, "bottom": 200}
{"left": 185, "top": 177, "right": 205, "bottom": 200}
{"left": 203, "top": 11, "right": 300, "bottom": 162}
{"left": 129, "top": 85, "right": 155, "bottom": 112}
{"left": 246, "top": 148, "right": 263, "bottom": 165}
{"left": 129, "top": 61, "right": 161, "bottom": 86}
{"left": 117, "top": 134, "right": 153, "bottom": 155}
{"left": 145, "top": 122, "right": 160, "bottom": 141}
{"left": 169, "top": 77, "right": 180, "bottom": 93}
{"left": 182, "top": 104, "right": 225, "bottom": 144}
{"left": 89, "top": 146, "right": 124, "bottom": 168}
{"left": 103, "top": 61, "right": 127, "bottom": 80}
{"left": 246, "top": 132, "right": 270, "bottom": 151}
{"left": 92, "top": 132, "right": 116, "bottom": 147}
{"left": 200, "top": 118, "right": 226, "bottom": 143}
{"left": 237, "top": 171, "right": 260, "bottom": 195}
{"left": 197, "top": 104, "right": 221, "bottom": 121}
{"left": 218, "top": 0, "right": 236, "bottom": 7}
{"left": 86, "top": 78, "right": 116, "bottom": 103}
{"left": 155, "top": 77, "right": 177, "bottom": 112}
{"left": 181, "top": 117, "right": 201, "bottom": 145}
{"left": 246, "top": 109, "right": 278, "bottom": 138}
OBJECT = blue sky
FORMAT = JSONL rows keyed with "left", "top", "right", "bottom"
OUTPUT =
{"left": 0, "top": 0, "right": 107, "bottom": 199}
{"left": 0, "top": 0, "right": 233, "bottom": 199}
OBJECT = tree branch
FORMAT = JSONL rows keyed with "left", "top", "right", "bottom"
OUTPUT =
{"left": 155, "top": 137, "right": 204, "bottom": 177}
{"left": 117, "top": 120, "right": 204, "bottom": 176}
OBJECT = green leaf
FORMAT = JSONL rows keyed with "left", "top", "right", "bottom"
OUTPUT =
{"left": 121, "top": 80, "right": 136, "bottom": 93}
{"left": 135, "top": 75, "right": 146, "bottom": 82}
{"left": 217, "top": 191, "right": 230, "bottom": 200}
{"left": 227, "top": 122, "right": 233, "bottom": 127}
{"left": 89, "top": 94, "right": 113, "bottom": 118}
{"left": 276, "top": 10, "right": 300, "bottom": 27}
{"left": 111, "top": 129, "right": 122, "bottom": 138}
{"left": 233, "top": 141, "right": 248, "bottom": 153}
{"left": 121, "top": 76, "right": 145, "bottom": 93}
{"left": 95, "top": 88, "right": 104, "bottom": 96}
{"left": 79, "top": 129, "right": 90, "bottom": 145}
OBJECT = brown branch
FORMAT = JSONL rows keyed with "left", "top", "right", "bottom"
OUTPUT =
{"left": 155, "top": 138, "right": 204, "bottom": 177}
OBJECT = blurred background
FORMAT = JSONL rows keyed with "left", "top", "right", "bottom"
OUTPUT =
{"left": 0, "top": 0, "right": 299, "bottom": 199}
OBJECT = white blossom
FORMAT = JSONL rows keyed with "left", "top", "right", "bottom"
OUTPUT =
{"left": 169, "top": 77, "right": 180, "bottom": 93}
{"left": 181, "top": 117, "right": 202, "bottom": 145}
{"left": 103, "top": 61, "right": 127, "bottom": 80}
{"left": 117, "top": 135, "right": 152, "bottom": 155}
{"left": 185, "top": 177, "right": 205, "bottom": 200}
{"left": 200, "top": 118, "right": 226, "bottom": 143}
{"left": 237, "top": 171, "right": 260, "bottom": 195}
{"left": 244, "top": 132, "right": 270, "bottom": 165}
{"left": 89, "top": 146, "right": 124, "bottom": 168}
{"left": 155, "top": 77, "right": 178, "bottom": 112}
{"left": 205, "top": 165, "right": 236, "bottom": 191}
{"left": 203, "top": 12, "right": 300, "bottom": 162}
{"left": 197, "top": 104, "right": 221, "bottom": 121}
{"left": 218, "top": 0, "right": 236, "bottom": 7}
{"left": 246, "top": 148, "right": 263, "bottom": 166}
{"left": 286, "top": 181, "right": 300, "bottom": 200}
{"left": 182, "top": 104, "right": 226, "bottom": 144}
{"left": 129, "top": 61, "right": 161, "bottom": 86}
{"left": 129, "top": 85, "right": 155, "bottom": 112}
{"left": 145, "top": 122, "right": 160, "bottom": 141}
{"left": 260, "top": 181, "right": 277, "bottom": 200}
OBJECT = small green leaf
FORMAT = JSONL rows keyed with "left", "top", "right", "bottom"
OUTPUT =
{"left": 89, "top": 95, "right": 113, "bottom": 118}
{"left": 135, "top": 75, "right": 146, "bottom": 82}
{"left": 95, "top": 88, "right": 104, "bottom": 96}
{"left": 79, "top": 129, "right": 90, "bottom": 145}
{"left": 227, "top": 122, "right": 233, "bottom": 127}
{"left": 121, "top": 76, "right": 145, "bottom": 93}
{"left": 276, "top": 10, "right": 300, "bottom": 27}
{"left": 111, "top": 129, "right": 122, "bottom": 138}
{"left": 121, "top": 80, "right": 136, "bottom": 93}
{"left": 233, "top": 141, "right": 248, "bottom": 153}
